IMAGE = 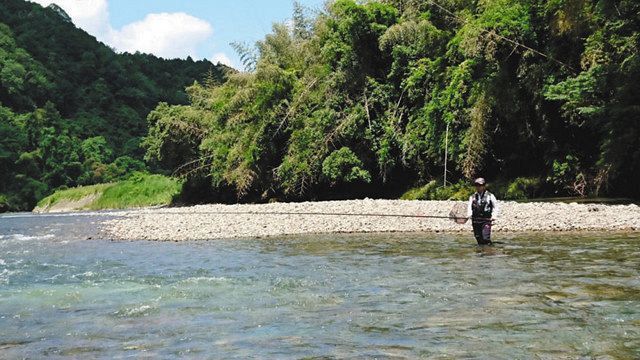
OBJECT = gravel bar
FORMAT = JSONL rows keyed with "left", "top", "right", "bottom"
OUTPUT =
{"left": 101, "top": 199, "right": 640, "bottom": 241}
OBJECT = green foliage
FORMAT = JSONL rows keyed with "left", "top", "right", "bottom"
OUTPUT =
{"left": 142, "top": 102, "right": 211, "bottom": 170}
{"left": 113, "top": 156, "right": 146, "bottom": 176}
{"left": 549, "top": 156, "right": 580, "bottom": 186}
{"left": 428, "top": 182, "right": 472, "bottom": 201}
{"left": 93, "top": 173, "right": 182, "bottom": 210}
{"left": 0, "top": 23, "right": 51, "bottom": 108}
{"left": 81, "top": 136, "right": 113, "bottom": 164}
{"left": 400, "top": 181, "right": 439, "bottom": 200}
{"left": 542, "top": 0, "right": 640, "bottom": 197}
{"left": 231, "top": 42, "right": 258, "bottom": 72}
{"left": 36, "top": 183, "right": 111, "bottom": 210}
{"left": 141, "top": 0, "right": 640, "bottom": 202}
{"left": 504, "top": 177, "right": 542, "bottom": 200}
{"left": 546, "top": 155, "right": 590, "bottom": 196}
{"left": 36, "top": 173, "right": 181, "bottom": 211}
{"left": 400, "top": 180, "right": 471, "bottom": 201}
{"left": 0, "top": 0, "right": 229, "bottom": 211}
{"left": 3, "top": 0, "right": 637, "bottom": 209}
{"left": 0, "top": 193, "right": 9, "bottom": 212}
{"left": 322, "top": 147, "right": 372, "bottom": 184}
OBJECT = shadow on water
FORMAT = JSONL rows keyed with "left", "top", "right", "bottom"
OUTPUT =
{"left": 0, "top": 214, "right": 639, "bottom": 359}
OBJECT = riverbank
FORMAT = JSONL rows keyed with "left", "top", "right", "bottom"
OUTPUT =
{"left": 34, "top": 174, "right": 181, "bottom": 213}
{"left": 102, "top": 199, "right": 640, "bottom": 241}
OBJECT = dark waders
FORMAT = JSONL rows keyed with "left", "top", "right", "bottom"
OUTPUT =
{"left": 472, "top": 219, "right": 492, "bottom": 245}
{"left": 470, "top": 189, "right": 495, "bottom": 246}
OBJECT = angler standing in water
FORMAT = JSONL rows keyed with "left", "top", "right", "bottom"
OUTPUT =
{"left": 467, "top": 178, "right": 499, "bottom": 245}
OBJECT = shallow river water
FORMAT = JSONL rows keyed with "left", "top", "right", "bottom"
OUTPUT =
{"left": 0, "top": 213, "right": 638, "bottom": 359}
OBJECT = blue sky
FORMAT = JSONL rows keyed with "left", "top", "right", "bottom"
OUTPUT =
{"left": 31, "top": 0, "right": 327, "bottom": 69}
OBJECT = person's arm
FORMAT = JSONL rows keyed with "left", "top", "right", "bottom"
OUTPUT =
{"left": 467, "top": 195, "right": 473, "bottom": 218}
{"left": 491, "top": 194, "right": 499, "bottom": 220}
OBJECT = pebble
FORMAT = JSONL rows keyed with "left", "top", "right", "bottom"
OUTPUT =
{"left": 102, "top": 199, "right": 640, "bottom": 241}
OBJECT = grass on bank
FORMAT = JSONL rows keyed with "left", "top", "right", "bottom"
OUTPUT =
{"left": 35, "top": 173, "right": 182, "bottom": 211}
{"left": 35, "top": 183, "right": 112, "bottom": 209}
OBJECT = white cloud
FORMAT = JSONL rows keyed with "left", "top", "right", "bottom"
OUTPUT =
{"left": 109, "top": 13, "right": 213, "bottom": 59}
{"left": 30, "top": 0, "right": 215, "bottom": 60}
{"left": 211, "top": 52, "right": 233, "bottom": 67}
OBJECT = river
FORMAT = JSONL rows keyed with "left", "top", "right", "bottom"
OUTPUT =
{"left": 0, "top": 213, "right": 638, "bottom": 359}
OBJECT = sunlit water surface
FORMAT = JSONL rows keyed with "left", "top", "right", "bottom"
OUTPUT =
{"left": 0, "top": 213, "right": 638, "bottom": 359}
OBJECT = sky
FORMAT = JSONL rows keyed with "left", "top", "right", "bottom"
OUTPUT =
{"left": 29, "top": 0, "right": 327, "bottom": 69}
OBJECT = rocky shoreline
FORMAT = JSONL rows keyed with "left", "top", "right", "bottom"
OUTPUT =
{"left": 102, "top": 199, "right": 640, "bottom": 241}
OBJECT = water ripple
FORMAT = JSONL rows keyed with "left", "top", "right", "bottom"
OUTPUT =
{"left": 0, "top": 215, "right": 638, "bottom": 359}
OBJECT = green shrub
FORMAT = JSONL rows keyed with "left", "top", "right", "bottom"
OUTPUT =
{"left": 401, "top": 180, "right": 471, "bottom": 201}
{"left": 429, "top": 181, "right": 472, "bottom": 201}
{"left": 400, "top": 180, "right": 438, "bottom": 200}
{"left": 0, "top": 193, "right": 10, "bottom": 212}
{"left": 322, "top": 147, "right": 371, "bottom": 184}
{"left": 547, "top": 155, "right": 582, "bottom": 195}
{"left": 504, "top": 177, "right": 541, "bottom": 200}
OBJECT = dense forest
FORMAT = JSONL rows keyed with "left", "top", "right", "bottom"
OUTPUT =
{"left": 145, "top": 0, "right": 640, "bottom": 203}
{"left": 2, "top": 0, "right": 638, "bottom": 211}
{"left": 0, "top": 0, "right": 228, "bottom": 211}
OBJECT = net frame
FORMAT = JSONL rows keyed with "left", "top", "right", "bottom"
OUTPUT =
{"left": 449, "top": 202, "right": 469, "bottom": 224}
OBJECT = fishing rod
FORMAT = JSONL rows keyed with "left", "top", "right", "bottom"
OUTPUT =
{"left": 134, "top": 210, "right": 493, "bottom": 223}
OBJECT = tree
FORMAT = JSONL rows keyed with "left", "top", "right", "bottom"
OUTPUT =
{"left": 0, "top": 0, "right": 230, "bottom": 211}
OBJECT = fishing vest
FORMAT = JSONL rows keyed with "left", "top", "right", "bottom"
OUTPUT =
{"left": 472, "top": 191, "right": 494, "bottom": 219}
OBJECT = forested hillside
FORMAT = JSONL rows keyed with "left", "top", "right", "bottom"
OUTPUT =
{"left": 0, "top": 0, "right": 228, "bottom": 211}
{"left": 145, "top": 0, "right": 640, "bottom": 203}
{"left": 2, "top": 0, "right": 638, "bottom": 211}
